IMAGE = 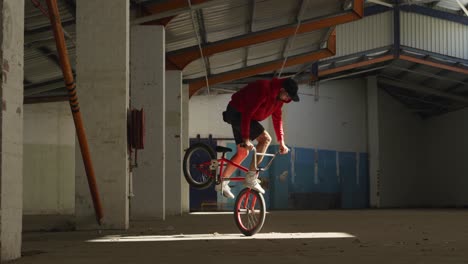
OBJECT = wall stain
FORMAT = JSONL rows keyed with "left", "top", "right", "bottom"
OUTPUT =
{"left": 2, "top": 59, "right": 9, "bottom": 84}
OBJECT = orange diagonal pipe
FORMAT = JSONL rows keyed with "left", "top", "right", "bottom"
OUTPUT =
{"left": 46, "top": 0, "right": 103, "bottom": 225}
{"left": 168, "top": 0, "right": 364, "bottom": 70}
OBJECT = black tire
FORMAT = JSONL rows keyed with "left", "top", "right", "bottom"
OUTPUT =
{"left": 183, "top": 143, "right": 216, "bottom": 189}
{"left": 233, "top": 188, "right": 266, "bottom": 236}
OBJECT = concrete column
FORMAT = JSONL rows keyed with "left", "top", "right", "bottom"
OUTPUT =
{"left": 130, "top": 26, "right": 165, "bottom": 220}
{"left": 0, "top": 0, "right": 24, "bottom": 261}
{"left": 76, "top": 0, "right": 130, "bottom": 229}
{"left": 367, "top": 76, "right": 381, "bottom": 208}
{"left": 165, "top": 71, "right": 189, "bottom": 215}
{"left": 181, "top": 84, "right": 190, "bottom": 213}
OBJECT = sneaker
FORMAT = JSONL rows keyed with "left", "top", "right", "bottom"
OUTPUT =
{"left": 244, "top": 171, "right": 265, "bottom": 194}
{"left": 215, "top": 181, "right": 235, "bottom": 199}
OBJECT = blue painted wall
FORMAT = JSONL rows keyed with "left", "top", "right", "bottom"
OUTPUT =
{"left": 187, "top": 139, "right": 369, "bottom": 211}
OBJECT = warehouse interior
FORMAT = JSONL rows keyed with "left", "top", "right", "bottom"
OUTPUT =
{"left": 1, "top": 0, "right": 468, "bottom": 262}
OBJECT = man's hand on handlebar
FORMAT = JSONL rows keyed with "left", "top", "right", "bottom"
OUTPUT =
{"left": 279, "top": 142, "right": 289, "bottom": 154}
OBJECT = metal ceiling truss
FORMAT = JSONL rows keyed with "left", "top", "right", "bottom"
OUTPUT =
{"left": 166, "top": 0, "right": 364, "bottom": 70}
{"left": 187, "top": 32, "right": 336, "bottom": 96}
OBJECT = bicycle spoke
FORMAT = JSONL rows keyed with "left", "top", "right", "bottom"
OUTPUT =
{"left": 234, "top": 188, "right": 266, "bottom": 236}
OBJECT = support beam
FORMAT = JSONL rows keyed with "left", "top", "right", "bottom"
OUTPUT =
{"left": 445, "top": 77, "right": 468, "bottom": 92}
{"left": 393, "top": 0, "right": 400, "bottom": 57}
{"left": 319, "top": 54, "right": 395, "bottom": 77}
{"left": 389, "top": 65, "right": 468, "bottom": 87}
{"left": 167, "top": 0, "right": 363, "bottom": 70}
{"left": 189, "top": 48, "right": 334, "bottom": 96}
{"left": 378, "top": 77, "right": 468, "bottom": 104}
{"left": 130, "top": 25, "right": 166, "bottom": 220}
{"left": 188, "top": 33, "right": 336, "bottom": 96}
{"left": 76, "top": 0, "right": 129, "bottom": 229}
{"left": 395, "top": 59, "right": 424, "bottom": 79}
{"left": 133, "top": 0, "right": 225, "bottom": 25}
{"left": 1, "top": 0, "right": 25, "bottom": 261}
{"left": 400, "top": 55, "right": 468, "bottom": 75}
{"left": 366, "top": 77, "right": 381, "bottom": 208}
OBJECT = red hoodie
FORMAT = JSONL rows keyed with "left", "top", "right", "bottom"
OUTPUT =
{"left": 228, "top": 78, "right": 291, "bottom": 142}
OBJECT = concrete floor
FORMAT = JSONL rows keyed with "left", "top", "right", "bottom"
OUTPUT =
{"left": 13, "top": 210, "right": 468, "bottom": 264}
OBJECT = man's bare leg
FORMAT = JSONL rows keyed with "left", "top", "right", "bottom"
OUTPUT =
{"left": 221, "top": 145, "right": 249, "bottom": 179}
{"left": 249, "top": 131, "right": 272, "bottom": 171}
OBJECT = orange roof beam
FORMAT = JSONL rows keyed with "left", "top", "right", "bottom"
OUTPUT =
{"left": 188, "top": 32, "right": 337, "bottom": 97}
{"left": 168, "top": 0, "right": 364, "bottom": 70}
{"left": 400, "top": 55, "right": 468, "bottom": 75}
{"left": 318, "top": 54, "right": 395, "bottom": 77}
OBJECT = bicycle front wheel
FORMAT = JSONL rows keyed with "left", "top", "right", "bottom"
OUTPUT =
{"left": 183, "top": 143, "right": 216, "bottom": 189}
{"left": 234, "top": 188, "right": 266, "bottom": 236}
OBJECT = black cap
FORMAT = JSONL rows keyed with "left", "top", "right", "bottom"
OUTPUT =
{"left": 283, "top": 78, "right": 299, "bottom": 102}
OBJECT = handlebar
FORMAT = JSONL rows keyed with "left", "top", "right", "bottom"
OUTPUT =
{"left": 240, "top": 143, "right": 280, "bottom": 171}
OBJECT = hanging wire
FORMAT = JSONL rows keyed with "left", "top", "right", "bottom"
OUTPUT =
{"left": 278, "top": 1, "right": 309, "bottom": 78}
{"left": 187, "top": 0, "right": 211, "bottom": 95}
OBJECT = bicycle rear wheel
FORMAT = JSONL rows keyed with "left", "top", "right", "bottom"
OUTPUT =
{"left": 183, "top": 143, "right": 216, "bottom": 189}
{"left": 233, "top": 188, "right": 266, "bottom": 236}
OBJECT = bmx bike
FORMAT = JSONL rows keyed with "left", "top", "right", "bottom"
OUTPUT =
{"left": 183, "top": 142, "right": 278, "bottom": 236}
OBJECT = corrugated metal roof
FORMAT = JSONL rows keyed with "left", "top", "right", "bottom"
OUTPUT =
{"left": 202, "top": 0, "right": 250, "bottom": 42}
{"left": 165, "top": 12, "right": 200, "bottom": 52}
{"left": 252, "top": 0, "right": 299, "bottom": 31}
{"left": 24, "top": 0, "right": 75, "bottom": 94}
{"left": 21, "top": 0, "right": 468, "bottom": 116}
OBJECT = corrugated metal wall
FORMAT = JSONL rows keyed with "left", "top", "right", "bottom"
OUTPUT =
{"left": 401, "top": 11, "right": 468, "bottom": 60}
{"left": 334, "top": 12, "right": 393, "bottom": 57}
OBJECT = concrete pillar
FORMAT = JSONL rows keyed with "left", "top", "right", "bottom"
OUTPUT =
{"left": 165, "top": 71, "right": 189, "bottom": 215}
{"left": 367, "top": 76, "right": 381, "bottom": 208}
{"left": 76, "top": 0, "right": 130, "bottom": 229}
{"left": 130, "top": 25, "right": 165, "bottom": 220}
{"left": 181, "top": 84, "right": 190, "bottom": 213}
{"left": 0, "top": 0, "right": 24, "bottom": 261}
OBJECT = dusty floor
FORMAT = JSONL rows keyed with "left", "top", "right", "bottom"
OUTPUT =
{"left": 12, "top": 210, "right": 468, "bottom": 264}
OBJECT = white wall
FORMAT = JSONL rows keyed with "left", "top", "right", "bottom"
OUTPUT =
{"left": 189, "top": 94, "right": 238, "bottom": 139}
{"left": 377, "top": 90, "right": 424, "bottom": 207}
{"left": 286, "top": 79, "right": 368, "bottom": 152}
{"left": 189, "top": 79, "right": 368, "bottom": 153}
{"left": 423, "top": 108, "right": 468, "bottom": 207}
{"left": 23, "top": 102, "right": 75, "bottom": 215}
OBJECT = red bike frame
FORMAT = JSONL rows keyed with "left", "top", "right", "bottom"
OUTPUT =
{"left": 217, "top": 154, "right": 249, "bottom": 183}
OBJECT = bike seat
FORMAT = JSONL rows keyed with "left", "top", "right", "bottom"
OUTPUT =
{"left": 215, "top": 146, "right": 232, "bottom": 153}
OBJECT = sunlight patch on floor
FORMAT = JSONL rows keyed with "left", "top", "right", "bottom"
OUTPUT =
{"left": 87, "top": 232, "right": 355, "bottom": 242}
